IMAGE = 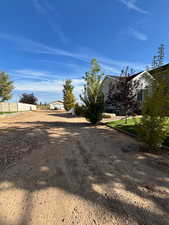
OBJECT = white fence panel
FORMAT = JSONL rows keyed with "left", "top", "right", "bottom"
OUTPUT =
{"left": 0, "top": 102, "right": 37, "bottom": 112}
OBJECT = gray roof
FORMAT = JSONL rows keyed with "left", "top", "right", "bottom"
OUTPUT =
{"left": 104, "top": 63, "right": 169, "bottom": 80}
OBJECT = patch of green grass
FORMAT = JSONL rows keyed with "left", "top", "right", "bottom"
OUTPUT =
{"left": 107, "top": 117, "right": 140, "bottom": 135}
{"left": 107, "top": 117, "right": 169, "bottom": 147}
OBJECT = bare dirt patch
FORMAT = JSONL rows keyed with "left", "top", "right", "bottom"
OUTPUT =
{"left": 0, "top": 111, "right": 169, "bottom": 225}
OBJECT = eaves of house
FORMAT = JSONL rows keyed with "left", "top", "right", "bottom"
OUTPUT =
{"left": 104, "top": 63, "right": 169, "bottom": 81}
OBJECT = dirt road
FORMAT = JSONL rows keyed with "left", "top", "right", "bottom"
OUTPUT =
{"left": 0, "top": 111, "right": 169, "bottom": 225}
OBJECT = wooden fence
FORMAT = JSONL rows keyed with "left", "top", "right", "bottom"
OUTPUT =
{"left": 0, "top": 102, "right": 37, "bottom": 112}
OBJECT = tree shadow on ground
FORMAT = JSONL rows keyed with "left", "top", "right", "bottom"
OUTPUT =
{"left": 48, "top": 112, "right": 74, "bottom": 118}
{"left": 0, "top": 112, "right": 169, "bottom": 225}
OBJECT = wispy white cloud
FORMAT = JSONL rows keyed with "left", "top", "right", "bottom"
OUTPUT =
{"left": 48, "top": 20, "right": 69, "bottom": 45}
{"left": 34, "top": 60, "right": 88, "bottom": 74}
{"left": 32, "top": 0, "right": 68, "bottom": 44}
{"left": 129, "top": 28, "right": 148, "bottom": 41}
{"left": 15, "top": 80, "right": 63, "bottom": 93}
{"left": 11, "top": 64, "right": 88, "bottom": 80}
{"left": 118, "top": 0, "right": 148, "bottom": 14}
{"left": 0, "top": 33, "right": 96, "bottom": 70}
{"left": 0, "top": 33, "right": 75, "bottom": 58}
{"left": 100, "top": 63, "right": 121, "bottom": 74}
{"left": 43, "top": 0, "right": 56, "bottom": 12}
{"left": 10, "top": 67, "right": 85, "bottom": 101}
{"left": 11, "top": 69, "right": 60, "bottom": 80}
{"left": 97, "top": 56, "right": 146, "bottom": 73}
{"left": 33, "top": 0, "right": 56, "bottom": 13}
{"left": 33, "top": 0, "right": 47, "bottom": 14}
{"left": 0, "top": 33, "right": 146, "bottom": 75}
{"left": 14, "top": 78, "right": 84, "bottom": 99}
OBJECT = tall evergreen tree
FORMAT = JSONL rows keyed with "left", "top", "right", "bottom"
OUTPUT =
{"left": 0, "top": 72, "right": 14, "bottom": 102}
{"left": 152, "top": 44, "right": 165, "bottom": 69}
{"left": 63, "top": 80, "right": 76, "bottom": 111}
{"left": 158, "top": 44, "right": 165, "bottom": 66}
{"left": 80, "top": 59, "right": 104, "bottom": 124}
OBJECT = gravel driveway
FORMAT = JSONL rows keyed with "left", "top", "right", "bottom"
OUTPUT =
{"left": 0, "top": 111, "right": 169, "bottom": 225}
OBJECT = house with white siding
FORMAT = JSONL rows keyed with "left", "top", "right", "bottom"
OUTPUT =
{"left": 49, "top": 101, "right": 64, "bottom": 110}
{"left": 102, "top": 63, "right": 169, "bottom": 114}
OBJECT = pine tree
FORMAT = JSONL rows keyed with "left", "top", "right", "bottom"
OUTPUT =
{"left": 80, "top": 59, "right": 104, "bottom": 124}
{"left": 63, "top": 80, "right": 76, "bottom": 111}
{"left": 158, "top": 44, "right": 165, "bottom": 66}
{"left": 0, "top": 72, "right": 14, "bottom": 102}
{"left": 152, "top": 44, "right": 165, "bottom": 69}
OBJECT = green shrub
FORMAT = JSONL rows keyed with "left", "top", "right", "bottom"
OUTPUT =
{"left": 137, "top": 116, "right": 168, "bottom": 151}
{"left": 80, "top": 59, "right": 105, "bottom": 124}
{"left": 74, "top": 103, "right": 86, "bottom": 116}
{"left": 84, "top": 100, "right": 104, "bottom": 124}
{"left": 137, "top": 72, "right": 169, "bottom": 151}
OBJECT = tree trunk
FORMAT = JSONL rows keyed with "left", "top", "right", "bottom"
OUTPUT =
{"left": 124, "top": 106, "right": 128, "bottom": 124}
{"left": 125, "top": 112, "right": 128, "bottom": 124}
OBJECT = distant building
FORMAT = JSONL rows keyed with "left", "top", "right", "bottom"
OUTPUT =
{"left": 49, "top": 101, "right": 64, "bottom": 110}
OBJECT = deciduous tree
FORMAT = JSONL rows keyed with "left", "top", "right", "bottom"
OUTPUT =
{"left": 0, "top": 72, "right": 14, "bottom": 102}
{"left": 63, "top": 80, "right": 76, "bottom": 111}
{"left": 19, "top": 93, "right": 38, "bottom": 105}
{"left": 107, "top": 67, "right": 139, "bottom": 123}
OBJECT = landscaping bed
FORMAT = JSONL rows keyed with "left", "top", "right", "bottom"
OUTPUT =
{"left": 107, "top": 117, "right": 169, "bottom": 148}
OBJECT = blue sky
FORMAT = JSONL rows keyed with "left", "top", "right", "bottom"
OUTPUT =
{"left": 0, "top": 0, "right": 168, "bottom": 103}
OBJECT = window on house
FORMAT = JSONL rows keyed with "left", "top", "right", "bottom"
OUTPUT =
{"left": 137, "top": 88, "right": 149, "bottom": 102}
{"left": 137, "top": 89, "right": 143, "bottom": 101}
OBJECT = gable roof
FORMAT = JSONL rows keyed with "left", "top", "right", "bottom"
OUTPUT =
{"left": 104, "top": 63, "right": 169, "bottom": 80}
